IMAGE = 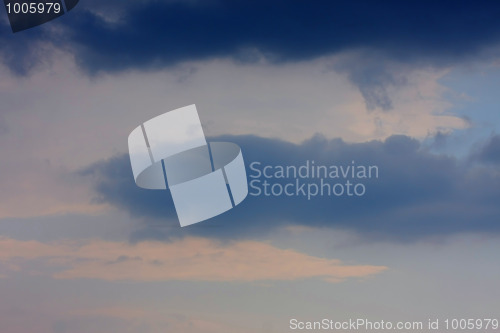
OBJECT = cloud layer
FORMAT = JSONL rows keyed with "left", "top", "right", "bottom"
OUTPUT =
{"left": 3, "top": 1, "right": 500, "bottom": 109}
{"left": 0, "top": 236, "right": 385, "bottom": 282}
{"left": 5, "top": 0, "right": 500, "bottom": 73}
{"left": 82, "top": 134, "right": 500, "bottom": 241}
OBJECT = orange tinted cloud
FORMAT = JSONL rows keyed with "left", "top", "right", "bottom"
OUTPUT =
{"left": 0, "top": 237, "right": 386, "bottom": 282}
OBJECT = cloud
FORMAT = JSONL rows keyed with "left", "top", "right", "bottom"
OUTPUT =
{"left": 476, "top": 134, "right": 500, "bottom": 164}
{"left": 331, "top": 51, "right": 411, "bottom": 110}
{"left": 81, "top": 134, "right": 500, "bottom": 241}
{"left": 0, "top": 237, "right": 385, "bottom": 282}
{"left": 3, "top": 1, "right": 500, "bottom": 109}
{"left": 30, "top": 1, "right": 500, "bottom": 72}
{"left": 0, "top": 22, "right": 46, "bottom": 75}
{"left": 0, "top": 55, "right": 465, "bottom": 219}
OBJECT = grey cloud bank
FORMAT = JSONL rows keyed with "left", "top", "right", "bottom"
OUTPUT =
{"left": 81, "top": 134, "right": 500, "bottom": 242}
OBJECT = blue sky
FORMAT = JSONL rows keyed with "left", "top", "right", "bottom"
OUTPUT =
{"left": 1, "top": 1, "right": 500, "bottom": 332}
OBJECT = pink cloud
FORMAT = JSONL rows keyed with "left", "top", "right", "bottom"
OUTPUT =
{"left": 0, "top": 237, "right": 386, "bottom": 282}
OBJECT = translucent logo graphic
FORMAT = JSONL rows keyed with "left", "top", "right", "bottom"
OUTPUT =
{"left": 4, "top": 0, "right": 80, "bottom": 33}
{"left": 128, "top": 105, "right": 248, "bottom": 227}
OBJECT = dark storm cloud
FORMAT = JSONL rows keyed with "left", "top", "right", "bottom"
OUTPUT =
{"left": 4, "top": 1, "right": 500, "bottom": 108}
{"left": 4, "top": 0, "right": 500, "bottom": 71}
{"left": 81, "top": 134, "right": 500, "bottom": 242}
{"left": 63, "top": 1, "right": 500, "bottom": 71}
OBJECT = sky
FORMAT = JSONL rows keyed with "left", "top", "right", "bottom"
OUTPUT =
{"left": 1, "top": 1, "right": 500, "bottom": 332}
